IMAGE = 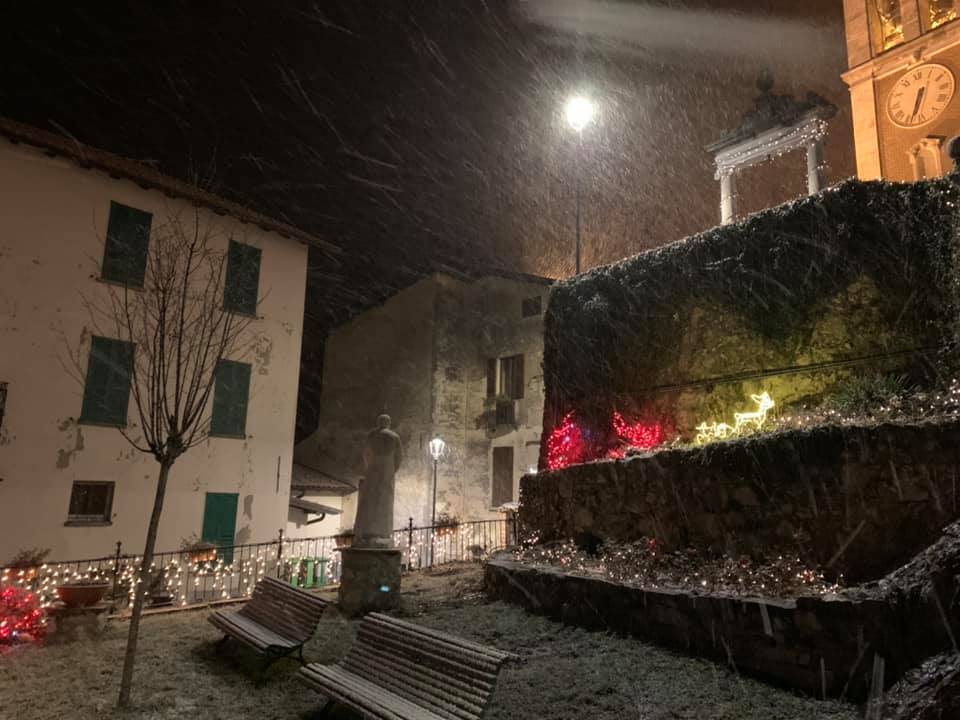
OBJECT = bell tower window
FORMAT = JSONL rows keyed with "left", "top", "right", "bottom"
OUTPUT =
{"left": 927, "top": 0, "right": 958, "bottom": 29}
{"left": 872, "top": 0, "right": 905, "bottom": 52}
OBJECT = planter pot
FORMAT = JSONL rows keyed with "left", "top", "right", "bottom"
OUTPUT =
{"left": 188, "top": 548, "right": 217, "bottom": 563}
{"left": 334, "top": 535, "right": 354, "bottom": 549}
{"left": 57, "top": 582, "right": 110, "bottom": 608}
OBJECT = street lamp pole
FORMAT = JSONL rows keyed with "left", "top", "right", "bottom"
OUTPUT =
{"left": 427, "top": 437, "right": 446, "bottom": 568}
{"left": 564, "top": 95, "right": 595, "bottom": 276}
{"left": 575, "top": 131, "right": 582, "bottom": 274}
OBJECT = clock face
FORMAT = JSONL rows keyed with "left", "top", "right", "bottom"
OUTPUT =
{"left": 887, "top": 63, "right": 956, "bottom": 128}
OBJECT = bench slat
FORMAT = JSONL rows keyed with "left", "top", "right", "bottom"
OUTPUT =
{"left": 357, "top": 624, "right": 499, "bottom": 683}
{"left": 343, "top": 653, "right": 484, "bottom": 720}
{"left": 347, "top": 643, "right": 490, "bottom": 707}
{"left": 301, "top": 664, "right": 445, "bottom": 720}
{"left": 368, "top": 614, "right": 517, "bottom": 663}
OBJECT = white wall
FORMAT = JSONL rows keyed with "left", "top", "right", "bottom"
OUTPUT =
{"left": 0, "top": 140, "right": 308, "bottom": 562}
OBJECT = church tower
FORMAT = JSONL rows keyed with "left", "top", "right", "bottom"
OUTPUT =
{"left": 843, "top": 1, "right": 960, "bottom": 180}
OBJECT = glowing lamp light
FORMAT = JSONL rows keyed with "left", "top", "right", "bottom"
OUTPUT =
{"left": 565, "top": 96, "right": 596, "bottom": 133}
{"left": 428, "top": 437, "right": 446, "bottom": 461}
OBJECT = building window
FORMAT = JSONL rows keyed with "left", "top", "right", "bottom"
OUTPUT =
{"left": 500, "top": 354, "right": 525, "bottom": 400}
{"left": 872, "top": 0, "right": 904, "bottom": 52}
{"left": 101, "top": 201, "right": 152, "bottom": 286}
{"left": 80, "top": 336, "right": 134, "bottom": 426}
{"left": 492, "top": 446, "right": 514, "bottom": 507}
{"left": 223, "top": 240, "right": 261, "bottom": 316}
{"left": 67, "top": 481, "right": 114, "bottom": 524}
{"left": 928, "top": 0, "right": 958, "bottom": 29}
{"left": 487, "top": 354, "right": 525, "bottom": 400}
{"left": 210, "top": 360, "right": 251, "bottom": 437}
{"left": 908, "top": 138, "right": 945, "bottom": 180}
{"left": 0, "top": 382, "right": 6, "bottom": 431}
{"left": 521, "top": 295, "right": 542, "bottom": 318}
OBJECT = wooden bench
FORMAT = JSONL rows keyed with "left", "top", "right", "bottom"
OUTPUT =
{"left": 208, "top": 576, "right": 328, "bottom": 667}
{"left": 299, "top": 612, "right": 519, "bottom": 719}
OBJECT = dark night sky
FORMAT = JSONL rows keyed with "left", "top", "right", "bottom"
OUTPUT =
{"left": 1, "top": 0, "right": 853, "bottom": 437}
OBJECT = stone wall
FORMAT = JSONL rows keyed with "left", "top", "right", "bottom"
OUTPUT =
{"left": 521, "top": 420, "right": 960, "bottom": 582}
{"left": 485, "top": 556, "right": 956, "bottom": 701}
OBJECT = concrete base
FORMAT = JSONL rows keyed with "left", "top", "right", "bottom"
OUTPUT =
{"left": 338, "top": 547, "right": 402, "bottom": 616}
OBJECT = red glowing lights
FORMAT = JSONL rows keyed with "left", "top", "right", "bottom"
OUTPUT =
{"left": 0, "top": 586, "right": 45, "bottom": 644}
{"left": 545, "top": 411, "right": 664, "bottom": 470}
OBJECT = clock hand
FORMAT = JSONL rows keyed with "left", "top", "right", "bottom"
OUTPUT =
{"left": 910, "top": 86, "right": 926, "bottom": 121}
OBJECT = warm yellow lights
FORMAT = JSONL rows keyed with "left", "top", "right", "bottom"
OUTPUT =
{"left": 695, "top": 392, "right": 775, "bottom": 445}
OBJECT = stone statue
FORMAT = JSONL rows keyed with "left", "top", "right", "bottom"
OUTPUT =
{"left": 354, "top": 414, "right": 403, "bottom": 548}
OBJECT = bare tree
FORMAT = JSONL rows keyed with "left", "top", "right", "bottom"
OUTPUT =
{"left": 76, "top": 208, "right": 255, "bottom": 707}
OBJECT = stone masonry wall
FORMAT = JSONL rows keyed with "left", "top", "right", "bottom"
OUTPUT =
{"left": 520, "top": 420, "right": 960, "bottom": 582}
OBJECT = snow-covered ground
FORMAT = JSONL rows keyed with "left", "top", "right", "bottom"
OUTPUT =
{"left": 0, "top": 563, "right": 860, "bottom": 719}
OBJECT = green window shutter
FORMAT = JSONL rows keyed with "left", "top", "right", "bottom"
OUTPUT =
{"left": 201, "top": 492, "right": 238, "bottom": 564}
{"left": 80, "top": 336, "right": 134, "bottom": 425}
{"left": 210, "top": 360, "right": 251, "bottom": 437}
{"left": 223, "top": 241, "right": 261, "bottom": 315}
{"left": 102, "top": 201, "right": 152, "bottom": 286}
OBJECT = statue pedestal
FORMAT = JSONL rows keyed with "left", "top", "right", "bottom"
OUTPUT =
{"left": 338, "top": 546, "right": 402, "bottom": 616}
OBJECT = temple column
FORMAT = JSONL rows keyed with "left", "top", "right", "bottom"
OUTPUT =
{"left": 720, "top": 172, "right": 736, "bottom": 225}
{"left": 807, "top": 139, "right": 824, "bottom": 195}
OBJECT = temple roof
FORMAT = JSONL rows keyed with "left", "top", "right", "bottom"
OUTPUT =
{"left": 705, "top": 73, "right": 836, "bottom": 154}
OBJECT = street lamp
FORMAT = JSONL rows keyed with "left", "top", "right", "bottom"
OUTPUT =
{"left": 564, "top": 95, "right": 596, "bottom": 275}
{"left": 427, "top": 437, "right": 446, "bottom": 567}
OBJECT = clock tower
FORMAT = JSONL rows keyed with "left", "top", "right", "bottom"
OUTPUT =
{"left": 843, "top": 0, "right": 960, "bottom": 180}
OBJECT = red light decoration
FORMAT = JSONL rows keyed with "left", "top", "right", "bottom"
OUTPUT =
{"left": 546, "top": 411, "right": 664, "bottom": 471}
{"left": 546, "top": 412, "right": 588, "bottom": 471}
{"left": 0, "top": 585, "right": 46, "bottom": 644}
{"left": 610, "top": 411, "right": 664, "bottom": 454}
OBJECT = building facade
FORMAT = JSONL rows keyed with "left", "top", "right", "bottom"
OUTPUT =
{"left": 293, "top": 271, "right": 552, "bottom": 535}
{"left": 843, "top": 0, "right": 960, "bottom": 180}
{"left": 0, "top": 120, "right": 317, "bottom": 563}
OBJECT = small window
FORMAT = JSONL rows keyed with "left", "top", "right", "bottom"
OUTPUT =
{"left": 492, "top": 446, "right": 514, "bottom": 507}
{"left": 500, "top": 354, "right": 525, "bottom": 400}
{"left": 102, "top": 201, "right": 152, "bottom": 286}
{"left": 521, "top": 296, "right": 542, "bottom": 318}
{"left": 0, "top": 381, "right": 6, "bottom": 431}
{"left": 224, "top": 241, "right": 261, "bottom": 316}
{"left": 210, "top": 360, "right": 252, "bottom": 437}
{"left": 67, "top": 481, "right": 114, "bottom": 524}
{"left": 80, "top": 336, "right": 134, "bottom": 426}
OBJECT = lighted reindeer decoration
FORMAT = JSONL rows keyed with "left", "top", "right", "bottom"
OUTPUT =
{"left": 694, "top": 391, "right": 775, "bottom": 445}
{"left": 733, "top": 392, "right": 775, "bottom": 433}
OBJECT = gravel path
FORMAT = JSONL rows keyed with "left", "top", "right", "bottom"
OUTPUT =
{"left": 0, "top": 564, "right": 861, "bottom": 719}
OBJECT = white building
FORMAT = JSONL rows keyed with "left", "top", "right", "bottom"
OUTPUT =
{"left": 0, "top": 118, "right": 334, "bottom": 563}
{"left": 292, "top": 271, "right": 552, "bottom": 537}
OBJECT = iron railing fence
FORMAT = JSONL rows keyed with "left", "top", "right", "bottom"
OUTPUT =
{"left": 0, "top": 517, "right": 518, "bottom": 613}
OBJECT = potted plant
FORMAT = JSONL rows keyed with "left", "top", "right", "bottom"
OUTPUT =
{"left": 435, "top": 512, "right": 460, "bottom": 538}
{"left": 56, "top": 577, "right": 111, "bottom": 608}
{"left": 334, "top": 528, "right": 354, "bottom": 549}
{"left": 180, "top": 534, "right": 218, "bottom": 563}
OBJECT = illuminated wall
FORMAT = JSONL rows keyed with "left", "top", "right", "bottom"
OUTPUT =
{"left": 539, "top": 177, "right": 960, "bottom": 467}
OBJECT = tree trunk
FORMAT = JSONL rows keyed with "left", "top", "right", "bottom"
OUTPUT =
{"left": 117, "top": 458, "right": 174, "bottom": 707}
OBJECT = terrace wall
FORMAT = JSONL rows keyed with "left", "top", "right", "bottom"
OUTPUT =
{"left": 521, "top": 421, "right": 960, "bottom": 582}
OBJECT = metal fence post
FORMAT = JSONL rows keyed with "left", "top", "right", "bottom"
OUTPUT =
{"left": 110, "top": 540, "right": 122, "bottom": 613}
{"left": 275, "top": 528, "right": 284, "bottom": 579}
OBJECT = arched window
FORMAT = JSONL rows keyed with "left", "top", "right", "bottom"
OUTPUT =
{"left": 907, "top": 137, "right": 945, "bottom": 180}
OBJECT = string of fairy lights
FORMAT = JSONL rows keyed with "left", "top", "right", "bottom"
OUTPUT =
{"left": 0, "top": 522, "right": 502, "bottom": 622}
{"left": 513, "top": 539, "right": 842, "bottom": 599}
